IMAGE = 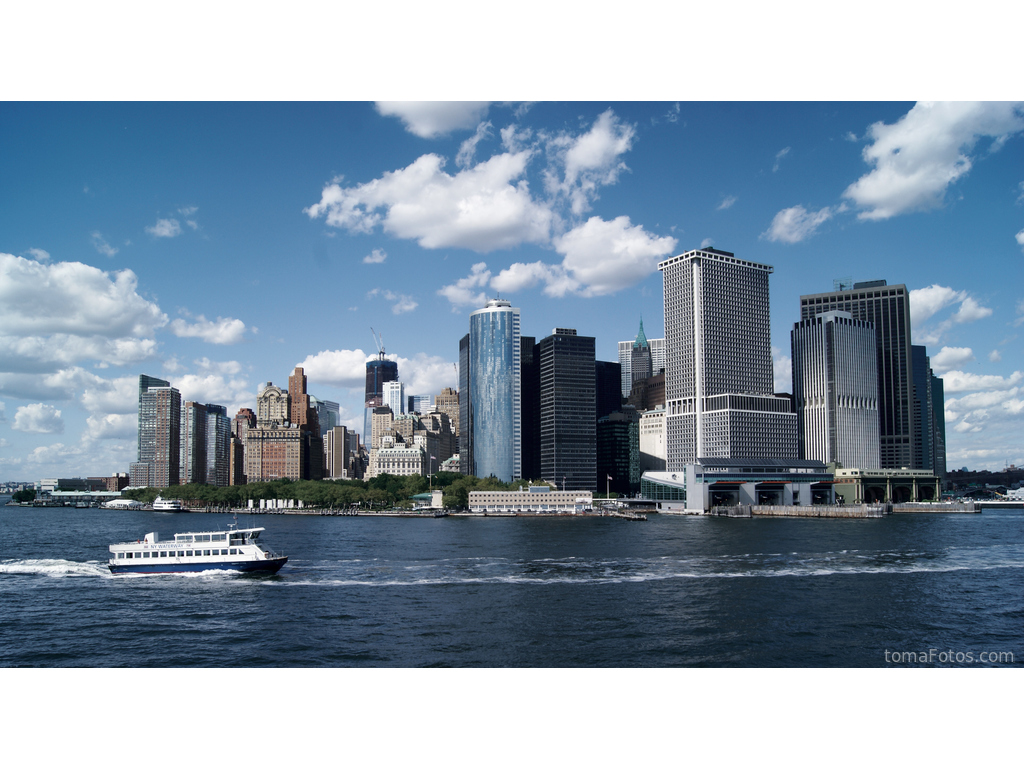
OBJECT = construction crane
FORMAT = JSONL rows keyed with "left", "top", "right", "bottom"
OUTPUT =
{"left": 370, "top": 327, "right": 385, "bottom": 360}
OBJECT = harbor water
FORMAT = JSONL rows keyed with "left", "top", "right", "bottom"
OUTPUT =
{"left": 1, "top": 500, "right": 1022, "bottom": 667}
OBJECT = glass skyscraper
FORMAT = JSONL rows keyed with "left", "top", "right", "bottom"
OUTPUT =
{"left": 467, "top": 299, "right": 521, "bottom": 482}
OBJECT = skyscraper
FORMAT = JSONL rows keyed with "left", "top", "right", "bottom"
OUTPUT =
{"left": 180, "top": 401, "right": 208, "bottom": 484}
{"left": 538, "top": 328, "right": 596, "bottom": 491}
{"left": 912, "top": 345, "right": 947, "bottom": 480}
{"left": 659, "top": 247, "right": 796, "bottom": 470}
{"left": 467, "top": 299, "right": 521, "bottom": 482}
{"left": 520, "top": 336, "right": 541, "bottom": 481}
{"left": 364, "top": 354, "right": 398, "bottom": 446}
{"left": 383, "top": 380, "right": 406, "bottom": 416}
{"left": 459, "top": 333, "right": 471, "bottom": 474}
{"left": 799, "top": 281, "right": 915, "bottom": 469}
{"left": 618, "top": 327, "right": 665, "bottom": 398}
{"left": 792, "top": 311, "right": 880, "bottom": 469}
{"left": 136, "top": 376, "right": 181, "bottom": 487}
{"left": 205, "top": 404, "right": 231, "bottom": 487}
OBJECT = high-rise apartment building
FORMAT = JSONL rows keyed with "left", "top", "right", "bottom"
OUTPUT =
{"left": 538, "top": 328, "right": 596, "bottom": 491}
{"left": 791, "top": 311, "right": 880, "bottom": 469}
{"left": 137, "top": 376, "right": 181, "bottom": 487}
{"left": 799, "top": 281, "right": 916, "bottom": 469}
{"left": 659, "top": 248, "right": 797, "bottom": 470}
{"left": 459, "top": 334, "right": 472, "bottom": 474}
{"left": 205, "top": 404, "right": 231, "bottom": 487}
{"left": 138, "top": 374, "right": 170, "bottom": 461}
{"left": 180, "top": 401, "right": 208, "bottom": 484}
{"left": 466, "top": 299, "right": 521, "bottom": 482}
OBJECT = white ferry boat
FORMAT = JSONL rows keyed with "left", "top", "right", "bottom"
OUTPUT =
{"left": 108, "top": 523, "right": 287, "bottom": 575}
{"left": 152, "top": 496, "right": 182, "bottom": 511}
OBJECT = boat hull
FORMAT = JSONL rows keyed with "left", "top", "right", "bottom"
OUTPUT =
{"left": 108, "top": 556, "right": 287, "bottom": 576}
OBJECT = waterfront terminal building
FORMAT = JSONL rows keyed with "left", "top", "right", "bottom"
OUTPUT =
{"left": 468, "top": 486, "right": 593, "bottom": 514}
{"left": 641, "top": 458, "right": 834, "bottom": 514}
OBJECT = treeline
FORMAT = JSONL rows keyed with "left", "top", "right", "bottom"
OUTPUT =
{"left": 121, "top": 473, "right": 538, "bottom": 510}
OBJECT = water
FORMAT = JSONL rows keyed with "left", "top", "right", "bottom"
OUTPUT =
{"left": 2, "top": 501, "right": 1022, "bottom": 666}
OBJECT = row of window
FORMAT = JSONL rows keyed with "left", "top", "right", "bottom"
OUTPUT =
{"left": 117, "top": 548, "right": 241, "bottom": 559}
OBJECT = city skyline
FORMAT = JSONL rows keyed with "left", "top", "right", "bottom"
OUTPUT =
{"left": 2, "top": 101, "right": 1023, "bottom": 480}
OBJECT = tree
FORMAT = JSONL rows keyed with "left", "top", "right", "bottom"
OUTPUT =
{"left": 12, "top": 489, "right": 35, "bottom": 503}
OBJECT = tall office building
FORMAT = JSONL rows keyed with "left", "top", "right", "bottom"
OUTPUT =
{"left": 538, "top": 328, "right": 596, "bottom": 491}
{"left": 800, "top": 280, "right": 915, "bottom": 469}
{"left": 791, "top": 311, "right": 880, "bottom": 469}
{"left": 912, "top": 345, "right": 947, "bottom": 480}
{"left": 618, "top": 329, "right": 665, "bottom": 398}
{"left": 180, "top": 401, "right": 208, "bottom": 484}
{"left": 256, "top": 382, "right": 289, "bottom": 425}
{"left": 630, "top": 317, "right": 653, "bottom": 388}
{"left": 520, "top": 336, "right": 541, "bottom": 481}
{"left": 434, "top": 387, "right": 459, "bottom": 436}
{"left": 289, "top": 367, "right": 319, "bottom": 436}
{"left": 466, "top": 299, "right": 521, "bottom": 482}
{"left": 205, "top": 404, "right": 231, "bottom": 487}
{"left": 459, "top": 334, "right": 472, "bottom": 474}
{"left": 137, "top": 376, "right": 181, "bottom": 487}
{"left": 323, "top": 425, "right": 351, "bottom": 479}
{"left": 311, "top": 397, "right": 340, "bottom": 438}
{"left": 230, "top": 408, "right": 256, "bottom": 486}
{"left": 595, "top": 361, "right": 623, "bottom": 421}
{"left": 138, "top": 374, "right": 170, "bottom": 461}
{"left": 659, "top": 247, "right": 797, "bottom": 470}
{"left": 383, "top": 380, "right": 406, "bottom": 416}
{"left": 364, "top": 354, "right": 399, "bottom": 447}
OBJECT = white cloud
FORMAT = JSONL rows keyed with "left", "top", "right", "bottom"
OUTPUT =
{"left": 491, "top": 261, "right": 563, "bottom": 295}
{"left": 456, "top": 121, "right": 493, "bottom": 169}
{"left": 194, "top": 358, "right": 243, "bottom": 376}
{"left": 85, "top": 412, "right": 137, "bottom": 440}
{"left": 178, "top": 206, "right": 198, "bottom": 216}
{"left": 545, "top": 109, "right": 636, "bottom": 215}
{"left": 843, "top": 101, "right": 1024, "bottom": 220}
{"left": 717, "top": 196, "right": 737, "bottom": 211}
{"left": 368, "top": 289, "right": 417, "bottom": 315}
{"left": 363, "top": 248, "right": 387, "bottom": 264}
{"left": 952, "top": 296, "right": 992, "bottom": 324}
{"left": 910, "top": 285, "right": 992, "bottom": 344}
{"left": 13, "top": 403, "right": 64, "bottom": 434}
{"left": 941, "top": 370, "right": 1023, "bottom": 392}
{"left": 437, "top": 262, "right": 491, "bottom": 308}
{"left": 90, "top": 231, "right": 118, "bottom": 257}
{"left": 700, "top": 237, "right": 714, "bottom": 248}
{"left": 990, "top": 350, "right": 1002, "bottom": 363}
{"left": 931, "top": 346, "right": 975, "bottom": 374}
{"left": 169, "top": 313, "right": 247, "bottom": 344}
{"left": 0, "top": 400, "right": 5, "bottom": 421}
{"left": 298, "top": 349, "right": 371, "bottom": 389}
{"left": 170, "top": 374, "right": 253, "bottom": 414}
{"left": 394, "top": 353, "right": 458, "bottom": 395}
{"left": 1016, "top": 228, "right": 1024, "bottom": 250}
{"left": 773, "top": 146, "right": 790, "bottom": 172}
{"left": 305, "top": 151, "right": 553, "bottom": 253}
{"left": 762, "top": 205, "right": 834, "bottom": 243}
{"left": 772, "top": 346, "right": 792, "bottom": 393}
{"left": 0, "top": 254, "right": 167, "bottom": 372}
{"left": 551, "top": 216, "right": 677, "bottom": 297}
{"left": 910, "top": 284, "right": 965, "bottom": 325}
{"left": 146, "top": 218, "right": 182, "bottom": 238}
{"left": 375, "top": 102, "right": 491, "bottom": 138}
{"left": 0, "top": 367, "right": 105, "bottom": 402}
{"left": 25, "top": 247, "right": 50, "bottom": 262}
{"left": 80, "top": 375, "right": 139, "bottom": 414}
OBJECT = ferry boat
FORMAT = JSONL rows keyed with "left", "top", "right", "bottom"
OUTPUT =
{"left": 152, "top": 496, "right": 182, "bottom": 511}
{"left": 108, "top": 523, "right": 287, "bottom": 575}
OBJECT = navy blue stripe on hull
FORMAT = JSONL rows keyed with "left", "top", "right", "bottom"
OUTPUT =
{"left": 108, "top": 557, "right": 287, "bottom": 575}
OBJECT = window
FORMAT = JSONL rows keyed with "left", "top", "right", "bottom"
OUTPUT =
{"left": 204, "top": 550, "right": 211, "bottom": 556}
{"left": 160, "top": 551, "right": 167, "bottom": 558}
{"left": 118, "top": 552, "right": 125, "bottom": 559}
{"left": 229, "top": 548, "right": 237, "bottom": 555}
{"left": 144, "top": 552, "right": 150, "bottom": 558}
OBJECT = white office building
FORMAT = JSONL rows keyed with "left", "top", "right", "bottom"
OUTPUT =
{"left": 383, "top": 381, "right": 406, "bottom": 416}
{"left": 791, "top": 311, "right": 880, "bottom": 469}
{"left": 658, "top": 247, "right": 797, "bottom": 470}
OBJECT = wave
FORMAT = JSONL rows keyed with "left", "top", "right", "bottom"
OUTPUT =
{"left": 0, "top": 559, "right": 110, "bottom": 578}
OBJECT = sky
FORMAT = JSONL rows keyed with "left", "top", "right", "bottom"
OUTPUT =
{"left": 1, "top": 99, "right": 1023, "bottom": 480}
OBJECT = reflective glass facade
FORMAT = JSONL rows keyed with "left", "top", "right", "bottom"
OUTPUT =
{"left": 469, "top": 300, "right": 520, "bottom": 482}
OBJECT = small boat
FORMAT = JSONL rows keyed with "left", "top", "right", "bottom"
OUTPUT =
{"left": 108, "top": 522, "right": 288, "bottom": 575}
{"left": 152, "top": 496, "right": 182, "bottom": 511}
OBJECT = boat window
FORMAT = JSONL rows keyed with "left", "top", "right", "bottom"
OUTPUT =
{"left": 177, "top": 535, "right": 193, "bottom": 543}
{"left": 143, "top": 552, "right": 150, "bottom": 558}
{"left": 212, "top": 533, "right": 226, "bottom": 542}
{"left": 118, "top": 553, "right": 125, "bottom": 559}
{"left": 203, "top": 550, "right": 211, "bottom": 556}
{"left": 160, "top": 551, "right": 167, "bottom": 558}
{"left": 229, "top": 548, "right": 237, "bottom": 555}
{"left": 197, "top": 534, "right": 210, "bottom": 543}
{"left": 184, "top": 550, "right": 191, "bottom": 557}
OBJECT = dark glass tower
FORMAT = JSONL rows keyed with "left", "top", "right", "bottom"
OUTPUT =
{"left": 539, "top": 328, "right": 596, "bottom": 491}
{"left": 364, "top": 355, "right": 398, "bottom": 446}
{"left": 520, "top": 336, "right": 541, "bottom": 481}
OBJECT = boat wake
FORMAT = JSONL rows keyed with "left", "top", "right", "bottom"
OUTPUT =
{"left": 0, "top": 559, "right": 110, "bottom": 578}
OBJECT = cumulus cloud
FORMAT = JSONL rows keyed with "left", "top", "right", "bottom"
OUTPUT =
{"left": 910, "top": 284, "right": 993, "bottom": 344}
{"left": 773, "top": 147, "right": 791, "bottom": 172}
{"left": 931, "top": 346, "right": 975, "bottom": 374}
{"left": 85, "top": 412, "right": 137, "bottom": 440}
{"left": 941, "top": 370, "right": 1023, "bottom": 392}
{"left": 551, "top": 216, "right": 677, "bottom": 297}
{"left": 25, "top": 247, "right": 50, "bottom": 262}
{"left": 393, "top": 353, "right": 458, "bottom": 395}
{"left": 843, "top": 101, "right": 1024, "bottom": 220}
{"left": 1017, "top": 228, "right": 1024, "bottom": 251}
{"left": 194, "top": 358, "right": 243, "bottom": 376}
{"left": 170, "top": 374, "right": 253, "bottom": 414}
{"left": 13, "top": 403, "right": 64, "bottom": 434}
{"left": 437, "top": 262, "right": 492, "bottom": 309}
{"left": 375, "top": 102, "right": 491, "bottom": 138}
{"left": 762, "top": 205, "right": 834, "bottom": 243}
{"left": 990, "top": 350, "right": 1002, "bottom": 363}
{"left": 169, "top": 312, "right": 247, "bottom": 344}
{"left": 79, "top": 375, "right": 139, "bottom": 414}
{"left": 0, "top": 254, "right": 167, "bottom": 372}
{"left": 0, "top": 367, "right": 105, "bottom": 402}
{"left": 298, "top": 349, "right": 372, "bottom": 389}
{"left": 146, "top": 218, "right": 183, "bottom": 238}
{"left": 772, "top": 346, "right": 792, "bottom": 393}
{"left": 363, "top": 248, "right": 387, "bottom": 264}
{"left": 490, "top": 261, "right": 564, "bottom": 295}
{"left": 717, "top": 196, "right": 737, "bottom": 211}
{"left": 90, "top": 231, "right": 119, "bottom": 257}
{"left": 304, "top": 151, "right": 553, "bottom": 253}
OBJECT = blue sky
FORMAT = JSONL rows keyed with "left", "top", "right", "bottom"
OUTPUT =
{"left": 2, "top": 100, "right": 1023, "bottom": 479}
